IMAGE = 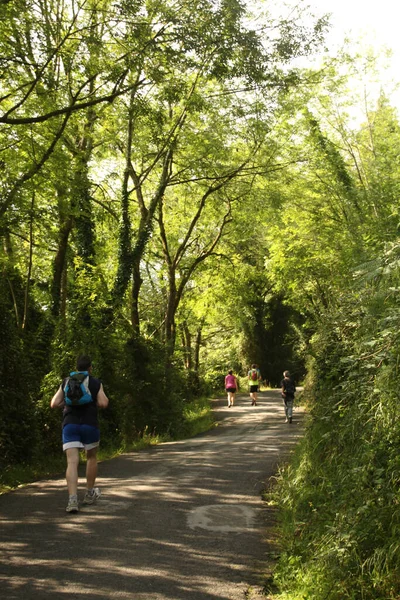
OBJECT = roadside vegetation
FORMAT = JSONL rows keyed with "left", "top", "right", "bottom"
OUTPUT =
{"left": 266, "top": 71, "right": 400, "bottom": 600}
{"left": 2, "top": 1, "right": 400, "bottom": 597}
{"left": 1, "top": 0, "right": 317, "bottom": 489}
{"left": 0, "top": 394, "right": 215, "bottom": 494}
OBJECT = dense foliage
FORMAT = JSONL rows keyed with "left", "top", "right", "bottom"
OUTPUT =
{"left": 0, "top": 0, "right": 324, "bottom": 475}
{"left": 3, "top": 2, "right": 400, "bottom": 596}
{"left": 268, "top": 72, "right": 400, "bottom": 598}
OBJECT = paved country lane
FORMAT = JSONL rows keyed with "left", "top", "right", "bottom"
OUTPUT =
{"left": 0, "top": 389, "right": 304, "bottom": 600}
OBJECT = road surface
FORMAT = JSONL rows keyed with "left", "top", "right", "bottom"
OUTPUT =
{"left": 0, "top": 389, "right": 305, "bottom": 600}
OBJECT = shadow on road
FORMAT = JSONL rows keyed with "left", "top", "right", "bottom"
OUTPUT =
{"left": 0, "top": 389, "right": 305, "bottom": 600}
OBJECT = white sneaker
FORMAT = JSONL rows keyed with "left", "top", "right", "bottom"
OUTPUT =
{"left": 66, "top": 498, "right": 79, "bottom": 513}
{"left": 82, "top": 488, "right": 101, "bottom": 505}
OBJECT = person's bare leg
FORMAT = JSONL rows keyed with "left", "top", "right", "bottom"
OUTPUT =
{"left": 66, "top": 448, "right": 80, "bottom": 496}
{"left": 86, "top": 447, "right": 98, "bottom": 489}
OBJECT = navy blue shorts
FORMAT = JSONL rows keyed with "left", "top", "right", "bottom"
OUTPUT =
{"left": 62, "top": 423, "right": 100, "bottom": 451}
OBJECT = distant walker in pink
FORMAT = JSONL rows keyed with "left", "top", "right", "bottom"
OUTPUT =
{"left": 225, "top": 370, "right": 238, "bottom": 407}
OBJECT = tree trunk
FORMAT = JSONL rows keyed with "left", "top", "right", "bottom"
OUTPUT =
{"left": 165, "top": 265, "right": 177, "bottom": 352}
{"left": 73, "top": 156, "right": 95, "bottom": 264}
{"left": 51, "top": 212, "right": 72, "bottom": 318}
{"left": 3, "top": 231, "right": 20, "bottom": 328}
{"left": 112, "top": 88, "right": 136, "bottom": 311}
{"left": 180, "top": 321, "right": 192, "bottom": 369}
{"left": 22, "top": 191, "right": 35, "bottom": 330}
{"left": 194, "top": 325, "right": 203, "bottom": 374}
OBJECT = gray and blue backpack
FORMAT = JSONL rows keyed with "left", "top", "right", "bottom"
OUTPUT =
{"left": 64, "top": 371, "right": 93, "bottom": 406}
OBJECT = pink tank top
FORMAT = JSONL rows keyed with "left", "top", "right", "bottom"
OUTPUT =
{"left": 225, "top": 374, "right": 236, "bottom": 388}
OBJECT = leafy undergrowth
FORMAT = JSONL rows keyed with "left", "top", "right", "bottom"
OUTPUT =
{"left": 269, "top": 257, "right": 400, "bottom": 600}
{"left": 271, "top": 387, "right": 400, "bottom": 599}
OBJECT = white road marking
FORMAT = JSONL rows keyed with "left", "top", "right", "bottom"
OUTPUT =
{"left": 187, "top": 504, "right": 256, "bottom": 532}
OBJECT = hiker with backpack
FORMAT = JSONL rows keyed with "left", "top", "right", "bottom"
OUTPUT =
{"left": 225, "top": 369, "right": 238, "bottom": 407}
{"left": 248, "top": 364, "right": 262, "bottom": 406}
{"left": 281, "top": 370, "right": 296, "bottom": 423}
{"left": 50, "top": 355, "right": 109, "bottom": 513}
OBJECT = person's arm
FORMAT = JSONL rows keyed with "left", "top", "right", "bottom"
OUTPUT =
{"left": 50, "top": 385, "right": 64, "bottom": 408}
{"left": 96, "top": 384, "right": 109, "bottom": 409}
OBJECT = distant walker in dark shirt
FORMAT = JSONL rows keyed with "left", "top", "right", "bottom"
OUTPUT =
{"left": 281, "top": 370, "right": 296, "bottom": 424}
